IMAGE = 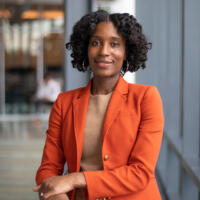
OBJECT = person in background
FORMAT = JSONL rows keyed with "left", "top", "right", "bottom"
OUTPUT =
{"left": 33, "top": 10, "right": 164, "bottom": 200}
{"left": 35, "top": 72, "right": 61, "bottom": 113}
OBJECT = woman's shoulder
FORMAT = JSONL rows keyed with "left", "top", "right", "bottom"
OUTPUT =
{"left": 126, "top": 83, "right": 163, "bottom": 113}
{"left": 126, "top": 82, "right": 162, "bottom": 106}
{"left": 60, "top": 87, "right": 83, "bottom": 97}
{"left": 127, "top": 82, "right": 160, "bottom": 96}
{"left": 56, "top": 87, "right": 85, "bottom": 104}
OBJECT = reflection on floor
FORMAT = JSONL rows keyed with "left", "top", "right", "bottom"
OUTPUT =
{"left": 0, "top": 115, "right": 48, "bottom": 200}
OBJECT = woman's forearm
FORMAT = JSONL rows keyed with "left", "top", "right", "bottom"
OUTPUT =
{"left": 71, "top": 172, "right": 87, "bottom": 188}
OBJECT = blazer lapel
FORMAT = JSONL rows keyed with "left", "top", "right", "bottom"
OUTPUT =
{"left": 102, "top": 76, "right": 128, "bottom": 142}
{"left": 72, "top": 76, "right": 128, "bottom": 170}
{"left": 72, "top": 80, "right": 91, "bottom": 171}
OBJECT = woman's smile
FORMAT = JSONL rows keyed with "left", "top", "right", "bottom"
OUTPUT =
{"left": 95, "top": 59, "right": 114, "bottom": 68}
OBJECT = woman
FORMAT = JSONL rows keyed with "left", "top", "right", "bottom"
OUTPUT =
{"left": 33, "top": 10, "right": 164, "bottom": 200}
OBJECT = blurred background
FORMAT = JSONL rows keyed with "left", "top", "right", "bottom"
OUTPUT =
{"left": 0, "top": 0, "right": 199, "bottom": 199}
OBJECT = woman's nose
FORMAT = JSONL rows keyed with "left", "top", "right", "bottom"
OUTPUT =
{"left": 99, "top": 43, "right": 110, "bottom": 55}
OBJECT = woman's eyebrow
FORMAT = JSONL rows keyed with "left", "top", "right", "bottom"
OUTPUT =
{"left": 91, "top": 35, "right": 121, "bottom": 40}
{"left": 90, "top": 35, "right": 103, "bottom": 39}
{"left": 111, "top": 37, "right": 121, "bottom": 41}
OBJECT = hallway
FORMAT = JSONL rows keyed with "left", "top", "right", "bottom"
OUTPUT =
{"left": 0, "top": 116, "right": 47, "bottom": 200}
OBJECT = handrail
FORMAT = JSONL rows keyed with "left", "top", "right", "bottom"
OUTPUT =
{"left": 165, "top": 133, "right": 200, "bottom": 189}
{"left": 0, "top": 114, "right": 49, "bottom": 122}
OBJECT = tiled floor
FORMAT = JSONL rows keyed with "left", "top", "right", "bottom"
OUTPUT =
{"left": 0, "top": 116, "right": 48, "bottom": 200}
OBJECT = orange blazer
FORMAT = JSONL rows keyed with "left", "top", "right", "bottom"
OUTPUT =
{"left": 36, "top": 75, "right": 164, "bottom": 200}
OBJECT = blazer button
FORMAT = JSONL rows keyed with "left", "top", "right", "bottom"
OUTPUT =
{"left": 104, "top": 155, "right": 109, "bottom": 161}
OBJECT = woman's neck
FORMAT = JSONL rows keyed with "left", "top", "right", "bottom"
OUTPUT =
{"left": 91, "top": 75, "right": 120, "bottom": 95}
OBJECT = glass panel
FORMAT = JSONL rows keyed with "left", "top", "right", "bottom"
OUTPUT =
{"left": 1, "top": 1, "right": 64, "bottom": 114}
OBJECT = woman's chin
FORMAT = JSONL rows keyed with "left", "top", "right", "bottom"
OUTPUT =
{"left": 93, "top": 71, "right": 120, "bottom": 79}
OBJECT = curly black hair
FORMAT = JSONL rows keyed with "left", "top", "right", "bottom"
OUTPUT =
{"left": 66, "top": 10, "right": 152, "bottom": 73}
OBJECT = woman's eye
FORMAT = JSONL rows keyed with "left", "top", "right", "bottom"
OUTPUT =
{"left": 91, "top": 41, "right": 100, "bottom": 46}
{"left": 111, "top": 42, "right": 120, "bottom": 47}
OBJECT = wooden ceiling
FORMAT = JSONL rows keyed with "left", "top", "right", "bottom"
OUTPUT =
{"left": 0, "top": 0, "right": 64, "bottom": 23}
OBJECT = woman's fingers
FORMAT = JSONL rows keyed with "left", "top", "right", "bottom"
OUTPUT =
{"left": 42, "top": 189, "right": 59, "bottom": 200}
{"left": 33, "top": 183, "right": 53, "bottom": 200}
{"left": 46, "top": 193, "right": 70, "bottom": 200}
{"left": 32, "top": 184, "right": 41, "bottom": 192}
{"left": 33, "top": 177, "right": 67, "bottom": 199}
{"left": 33, "top": 174, "right": 81, "bottom": 199}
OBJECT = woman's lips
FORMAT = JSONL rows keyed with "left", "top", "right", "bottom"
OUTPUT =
{"left": 95, "top": 60, "right": 113, "bottom": 67}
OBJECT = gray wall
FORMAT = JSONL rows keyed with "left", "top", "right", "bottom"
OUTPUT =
{"left": 135, "top": 0, "right": 200, "bottom": 199}
{"left": 64, "top": 0, "right": 91, "bottom": 91}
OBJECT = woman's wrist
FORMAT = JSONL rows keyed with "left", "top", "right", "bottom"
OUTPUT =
{"left": 69, "top": 172, "right": 86, "bottom": 189}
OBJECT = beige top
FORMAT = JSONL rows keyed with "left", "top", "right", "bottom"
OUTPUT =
{"left": 75, "top": 92, "right": 112, "bottom": 200}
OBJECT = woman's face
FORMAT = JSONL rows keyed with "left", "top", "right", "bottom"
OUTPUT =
{"left": 88, "top": 21, "right": 126, "bottom": 78}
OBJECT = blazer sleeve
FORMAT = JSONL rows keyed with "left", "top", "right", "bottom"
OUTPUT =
{"left": 83, "top": 86, "right": 164, "bottom": 199}
{"left": 35, "top": 94, "right": 65, "bottom": 185}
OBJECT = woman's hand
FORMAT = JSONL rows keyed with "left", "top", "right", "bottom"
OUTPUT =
{"left": 46, "top": 193, "right": 70, "bottom": 200}
{"left": 33, "top": 173, "right": 86, "bottom": 200}
{"left": 33, "top": 175, "right": 73, "bottom": 199}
